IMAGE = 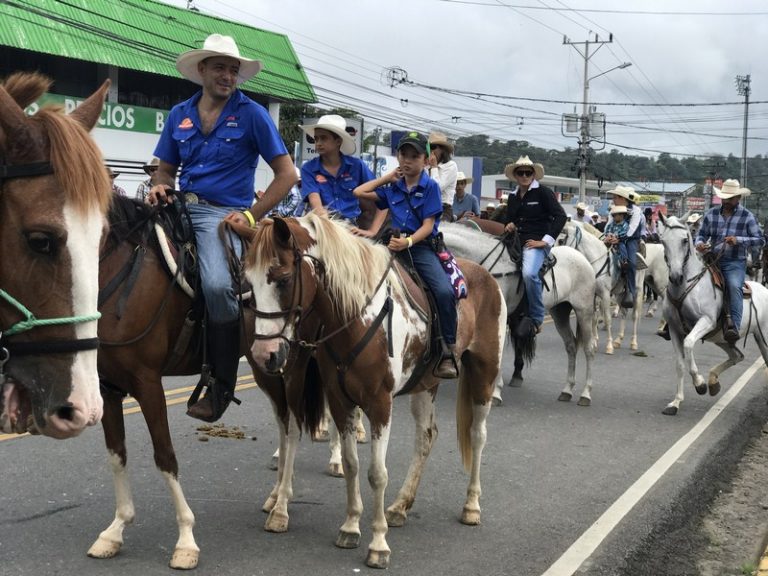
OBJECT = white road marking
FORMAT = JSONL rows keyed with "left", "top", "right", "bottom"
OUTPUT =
{"left": 541, "top": 357, "right": 765, "bottom": 576}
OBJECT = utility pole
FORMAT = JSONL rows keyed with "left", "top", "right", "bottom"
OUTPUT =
{"left": 736, "top": 74, "right": 751, "bottom": 188}
{"left": 563, "top": 33, "right": 618, "bottom": 203}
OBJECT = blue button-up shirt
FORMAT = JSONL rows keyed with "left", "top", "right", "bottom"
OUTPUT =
{"left": 375, "top": 170, "right": 442, "bottom": 237}
{"left": 695, "top": 204, "right": 764, "bottom": 260}
{"left": 154, "top": 90, "right": 287, "bottom": 208}
{"left": 300, "top": 154, "right": 374, "bottom": 220}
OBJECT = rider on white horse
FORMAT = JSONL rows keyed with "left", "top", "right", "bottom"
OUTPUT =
{"left": 608, "top": 186, "right": 647, "bottom": 308}
{"left": 499, "top": 156, "right": 567, "bottom": 334}
{"left": 694, "top": 179, "right": 764, "bottom": 343}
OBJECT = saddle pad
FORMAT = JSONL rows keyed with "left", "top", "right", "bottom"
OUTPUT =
{"left": 154, "top": 224, "right": 196, "bottom": 299}
{"left": 393, "top": 260, "right": 429, "bottom": 317}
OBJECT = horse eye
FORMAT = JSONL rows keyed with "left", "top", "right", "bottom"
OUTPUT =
{"left": 26, "top": 231, "right": 57, "bottom": 256}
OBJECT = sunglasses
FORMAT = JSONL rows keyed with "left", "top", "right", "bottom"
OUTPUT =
{"left": 515, "top": 170, "right": 534, "bottom": 178}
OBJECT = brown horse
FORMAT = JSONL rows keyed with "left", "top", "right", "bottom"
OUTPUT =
{"left": 88, "top": 196, "right": 297, "bottom": 569}
{"left": 245, "top": 214, "right": 507, "bottom": 569}
{"left": 0, "top": 72, "right": 111, "bottom": 439}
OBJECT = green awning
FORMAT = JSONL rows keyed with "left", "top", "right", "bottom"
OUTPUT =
{"left": 0, "top": 0, "right": 315, "bottom": 102}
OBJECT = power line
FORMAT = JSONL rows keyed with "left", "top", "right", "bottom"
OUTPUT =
{"left": 436, "top": 0, "right": 768, "bottom": 16}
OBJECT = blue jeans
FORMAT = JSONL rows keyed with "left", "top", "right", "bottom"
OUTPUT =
{"left": 720, "top": 257, "right": 746, "bottom": 329}
{"left": 625, "top": 237, "right": 639, "bottom": 300}
{"left": 409, "top": 242, "right": 457, "bottom": 345}
{"left": 188, "top": 203, "right": 243, "bottom": 325}
{"left": 522, "top": 245, "right": 550, "bottom": 326}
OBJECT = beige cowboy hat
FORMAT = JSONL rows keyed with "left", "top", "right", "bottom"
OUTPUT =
{"left": 608, "top": 185, "right": 639, "bottom": 203}
{"left": 456, "top": 171, "right": 473, "bottom": 184}
{"left": 428, "top": 131, "right": 454, "bottom": 153}
{"left": 299, "top": 114, "right": 357, "bottom": 155}
{"left": 486, "top": 202, "right": 496, "bottom": 210}
{"left": 714, "top": 178, "right": 749, "bottom": 199}
{"left": 610, "top": 205, "right": 628, "bottom": 215}
{"left": 575, "top": 201, "right": 588, "bottom": 211}
{"left": 176, "top": 34, "right": 264, "bottom": 86}
{"left": 504, "top": 156, "right": 544, "bottom": 181}
{"left": 686, "top": 212, "right": 701, "bottom": 224}
{"left": 142, "top": 157, "right": 159, "bottom": 175}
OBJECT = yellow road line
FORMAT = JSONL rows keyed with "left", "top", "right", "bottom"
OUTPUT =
{"left": 0, "top": 376, "right": 259, "bottom": 442}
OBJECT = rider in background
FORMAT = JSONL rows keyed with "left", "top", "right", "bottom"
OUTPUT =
{"left": 609, "top": 186, "right": 646, "bottom": 305}
{"left": 451, "top": 171, "right": 479, "bottom": 220}
{"left": 695, "top": 179, "right": 764, "bottom": 343}
{"left": 149, "top": 34, "right": 296, "bottom": 422}
{"left": 500, "top": 156, "right": 567, "bottom": 334}
{"left": 427, "top": 132, "right": 458, "bottom": 222}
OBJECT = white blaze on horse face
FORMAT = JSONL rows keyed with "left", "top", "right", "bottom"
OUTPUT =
{"left": 47, "top": 204, "right": 105, "bottom": 437}
{"left": 247, "top": 268, "right": 292, "bottom": 369}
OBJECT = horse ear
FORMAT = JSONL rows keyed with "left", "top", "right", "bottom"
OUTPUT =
{"left": 680, "top": 210, "right": 691, "bottom": 223}
{"left": 0, "top": 82, "right": 30, "bottom": 144}
{"left": 658, "top": 211, "right": 668, "bottom": 226}
{"left": 273, "top": 217, "right": 293, "bottom": 247}
{"left": 70, "top": 79, "right": 110, "bottom": 132}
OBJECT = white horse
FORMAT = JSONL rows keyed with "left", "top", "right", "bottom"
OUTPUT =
{"left": 441, "top": 223, "right": 597, "bottom": 405}
{"left": 659, "top": 213, "right": 768, "bottom": 415}
{"left": 642, "top": 243, "right": 669, "bottom": 321}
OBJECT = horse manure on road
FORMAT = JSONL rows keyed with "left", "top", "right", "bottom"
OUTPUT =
{"left": 632, "top": 350, "right": 648, "bottom": 357}
{"left": 195, "top": 424, "right": 251, "bottom": 441}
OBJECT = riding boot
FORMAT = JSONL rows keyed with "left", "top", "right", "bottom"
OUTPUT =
{"left": 723, "top": 319, "right": 740, "bottom": 344}
{"left": 187, "top": 320, "right": 242, "bottom": 422}
{"left": 434, "top": 343, "right": 459, "bottom": 379}
{"left": 656, "top": 321, "right": 671, "bottom": 340}
{"left": 620, "top": 281, "right": 634, "bottom": 309}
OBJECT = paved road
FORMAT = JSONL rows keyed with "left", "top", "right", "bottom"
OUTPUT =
{"left": 2, "top": 313, "right": 767, "bottom": 576}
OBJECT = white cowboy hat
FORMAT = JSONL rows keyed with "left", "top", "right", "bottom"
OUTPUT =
{"left": 428, "top": 131, "right": 455, "bottom": 153}
{"left": 714, "top": 179, "right": 748, "bottom": 199}
{"left": 686, "top": 212, "right": 701, "bottom": 224}
{"left": 610, "top": 205, "right": 628, "bottom": 215}
{"left": 176, "top": 34, "right": 263, "bottom": 86}
{"left": 608, "top": 185, "right": 639, "bottom": 203}
{"left": 299, "top": 114, "right": 357, "bottom": 155}
{"left": 456, "top": 171, "right": 473, "bottom": 183}
{"left": 504, "top": 156, "right": 544, "bottom": 181}
{"left": 486, "top": 203, "right": 496, "bottom": 210}
{"left": 575, "top": 201, "right": 588, "bottom": 211}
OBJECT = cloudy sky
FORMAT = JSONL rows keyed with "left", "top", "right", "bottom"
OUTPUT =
{"left": 161, "top": 0, "right": 767, "bottom": 160}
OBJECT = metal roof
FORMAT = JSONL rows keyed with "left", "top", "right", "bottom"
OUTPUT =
{"left": 616, "top": 181, "right": 697, "bottom": 195}
{"left": 0, "top": 0, "right": 315, "bottom": 102}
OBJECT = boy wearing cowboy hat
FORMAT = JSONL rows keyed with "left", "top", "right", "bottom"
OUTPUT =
{"left": 135, "top": 157, "right": 159, "bottom": 201}
{"left": 451, "top": 171, "right": 479, "bottom": 220}
{"left": 694, "top": 179, "right": 764, "bottom": 343}
{"left": 609, "top": 185, "right": 647, "bottom": 306}
{"left": 148, "top": 33, "right": 297, "bottom": 422}
{"left": 428, "top": 131, "right": 459, "bottom": 222}
{"left": 604, "top": 205, "right": 630, "bottom": 269}
{"left": 499, "top": 156, "right": 567, "bottom": 333}
{"left": 299, "top": 114, "right": 379, "bottom": 230}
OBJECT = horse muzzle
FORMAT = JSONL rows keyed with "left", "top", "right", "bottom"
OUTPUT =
{"left": 251, "top": 338, "right": 290, "bottom": 375}
{"left": 669, "top": 272, "right": 685, "bottom": 286}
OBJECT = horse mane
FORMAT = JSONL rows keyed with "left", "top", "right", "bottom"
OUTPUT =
{"left": 580, "top": 221, "right": 603, "bottom": 238}
{"left": 107, "top": 195, "right": 156, "bottom": 241}
{"left": 2, "top": 72, "right": 111, "bottom": 216}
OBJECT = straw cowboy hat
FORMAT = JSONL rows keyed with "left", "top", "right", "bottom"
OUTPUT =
{"left": 176, "top": 34, "right": 264, "bottom": 86}
{"left": 608, "top": 185, "right": 639, "bottom": 203}
{"left": 610, "top": 205, "right": 628, "bottom": 215}
{"left": 428, "top": 131, "right": 454, "bottom": 153}
{"left": 456, "top": 171, "right": 473, "bottom": 183}
{"left": 714, "top": 178, "right": 749, "bottom": 199}
{"left": 142, "top": 157, "right": 159, "bottom": 175}
{"left": 299, "top": 114, "right": 357, "bottom": 155}
{"left": 686, "top": 212, "right": 702, "bottom": 224}
{"left": 504, "top": 156, "right": 544, "bottom": 181}
{"left": 575, "top": 201, "right": 588, "bottom": 211}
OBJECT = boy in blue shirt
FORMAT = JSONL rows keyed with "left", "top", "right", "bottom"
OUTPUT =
{"left": 353, "top": 132, "right": 458, "bottom": 378}
{"left": 604, "top": 205, "right": 630, "bottom": 269}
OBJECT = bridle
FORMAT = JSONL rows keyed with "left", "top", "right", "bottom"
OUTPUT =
{"left": 0, "top": 160, "right": 101, "bottom": 382}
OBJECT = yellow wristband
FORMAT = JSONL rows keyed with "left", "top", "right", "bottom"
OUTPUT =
{"left": 242, "top": 210, "right": 256, "bottom": 228}
{"left": 407, "top": 236, "right": 413, "bottom": 248}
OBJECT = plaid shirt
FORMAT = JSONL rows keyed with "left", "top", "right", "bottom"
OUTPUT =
{"left": 695, "top": 204, "right": 764, "bottom": 260}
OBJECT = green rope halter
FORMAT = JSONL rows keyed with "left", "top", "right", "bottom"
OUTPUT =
{"left": 0, "top": 289, "right": 101, "bottom": 336}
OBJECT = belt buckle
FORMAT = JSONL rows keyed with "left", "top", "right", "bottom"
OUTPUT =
{"left": 184, "top": 192, "right": 199, "bottom": 205}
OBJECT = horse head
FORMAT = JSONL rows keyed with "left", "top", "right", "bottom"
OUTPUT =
{"left": 658, "top": 213, "right": 693, "bottom": 287}
{"left": 0, "top": 73, "right": 111, "bottom": 438}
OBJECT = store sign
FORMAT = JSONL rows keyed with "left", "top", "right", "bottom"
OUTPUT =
{"left": 26, "top": 93, "right": 168, "bottom": 134}
{"left": 686, "top": 196, "right": 706, "bottom": 210}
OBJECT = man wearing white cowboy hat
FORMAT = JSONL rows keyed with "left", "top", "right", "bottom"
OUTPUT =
{"left": 299, "top": 114, "right": 379, "bottom": 230}
{"left": 148, "top": 33, "right": 296, "bottom": 422}
{"left": 574, "top": 201, "right": 591, "bottom": 223}
{"left": 427, "top": 131, "right": 459, "bottom": 222}
{"left": 451, "top": 171, "right": 479, "bottom": 220}
{"left": 499, "top": 155, "right": 567, "bottom": 333}
{"left": 695, "top": 178, "right": 764, "bottom": 343}
{"left": 608, "top": 185, "right": 647, "bottom": 306}
{"left": 135, "top": 157, "right": 159, "bottom": 201}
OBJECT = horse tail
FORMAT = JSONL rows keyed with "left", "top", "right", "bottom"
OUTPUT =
{"left": 301, "top": 356, "right": 326, "bottom": 438}
{"left": 456, "top": 358, "right": 473, "bottom": 472}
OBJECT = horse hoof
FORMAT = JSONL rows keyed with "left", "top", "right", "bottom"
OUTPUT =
{"left": 356, "top": 430, "right": 368, "bottom": 444}
{"left": 557, "top": 392, "right": 572, "bottom": 402}
{"left": 612, "top": 340, "right": 621, "bottom": 348}
{"left": 461, "top": 507, "right": 481, "bottom": 525}
{"left": 313, "top": 429, "right": 330, "bottom": 442}
{"left": 605, "top": 345, "right": 614, "bottom": 355}
{"left": 87, "top": 537, "right": 122, "bottom": 559}
{"left": 662, "top": 406, "right": 678, "bottom": 416}
{"left": 645, "top": 312, "right": 654, "bottom": 318}
{"left": 264, "top": 510, "right": 289, "bottom": 533}
{"left": 366, "top": 549, "right": 391, "bottom": 569}
{"left": 509, "top": 376, "right": 523, "bottom": 388}
{"left": 577, "top": 396, "right": 591, "bottom": 407}
{"left": 169, "top": 547, "right": 200, "bottom": 570}
{"left": 695, "top": 384, "right": 707, "bottom": 395}
{"left": 385, "top": 508, "right": 407, "bottom": 527}
{"left": 335, "top": 530, "right": 361, "bottom": 549}
{"left": 491, "top": 396, "right": 503, "bottom": 407}
{"left": 709, "top": 381, "right": 721, "bottom": 396}
{"left": 328, "top": 463, "right": 344, "bottom": 478}
{"left": 630, "top": 343, "right": 638, "bottom": 351}
{"left": 268, "top": 455, "right": 278, "bottom": 471}
{"left": 262, "top": 495, "right": 277, "bottom": 513}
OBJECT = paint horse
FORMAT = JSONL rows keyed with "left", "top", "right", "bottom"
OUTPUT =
{"left": 441, "top": 223, "right": 597, "bottom": 406}
{"left": 246, "top": 214, "right": 506, "bottom": 569}
{"left": 0, "top": 72, "right": 111, "bottom": 439}
{"left": 659, "top": 213, "right": 768, "bottom": 415}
